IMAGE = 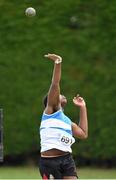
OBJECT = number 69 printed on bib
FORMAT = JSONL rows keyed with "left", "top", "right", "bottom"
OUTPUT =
{"left": 59, "top": 133, "right": 75, "bottom": 146}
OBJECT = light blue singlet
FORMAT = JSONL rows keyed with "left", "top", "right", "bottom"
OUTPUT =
{"left": 40, "top": 109, "right": 75, "bottom": 153}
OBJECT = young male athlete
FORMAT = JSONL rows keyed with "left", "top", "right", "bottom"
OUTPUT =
{"left": 39, "top": 53, "right": 88, "bottom": 179}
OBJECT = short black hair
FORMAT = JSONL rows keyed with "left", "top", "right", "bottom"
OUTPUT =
{"left": 43, "top": 94, "right": 48, "bottom": 108}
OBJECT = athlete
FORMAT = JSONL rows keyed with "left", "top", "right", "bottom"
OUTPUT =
{"left": 39, "top": 53, "right": 88, "bottom": 179}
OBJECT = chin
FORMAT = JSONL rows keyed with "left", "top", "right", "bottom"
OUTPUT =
{"left": 62, "top": 101, "right": 67, "bottom": 107}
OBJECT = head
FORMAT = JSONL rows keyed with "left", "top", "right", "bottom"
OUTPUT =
{"left": 43, "top": 94, "right": 67, "bottom": 108}
{"left": 59, "top": 94, "right": 67, "bottom": 108}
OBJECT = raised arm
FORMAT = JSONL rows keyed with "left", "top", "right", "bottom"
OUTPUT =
{"left": 72, "top": 95, "right": 88, "bottom": 139}
{"left": 44, "top": 53, "right": 62, "bottom": 114}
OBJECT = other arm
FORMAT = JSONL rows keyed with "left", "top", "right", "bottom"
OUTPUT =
{"left": 72, "top": 95, "right": 88, "bottom": 139}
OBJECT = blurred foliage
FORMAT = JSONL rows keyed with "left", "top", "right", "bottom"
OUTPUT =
{"left": 0, "top": 0, "right": 116, "bottom": 161}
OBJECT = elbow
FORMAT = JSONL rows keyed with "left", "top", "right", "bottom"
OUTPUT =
{"left": 75, "top": 132, "right": 88, "bottom": 139}
{"left": 82, "top": 132, "right": 88, "bottom": 139}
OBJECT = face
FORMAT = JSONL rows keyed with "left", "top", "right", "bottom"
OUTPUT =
{"left": 60, "top": 94, "right": 67, "bottom": 107}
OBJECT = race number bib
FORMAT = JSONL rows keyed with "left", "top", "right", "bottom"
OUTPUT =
{"left": 59, "top": 133, "right": 75, "bottom": 146}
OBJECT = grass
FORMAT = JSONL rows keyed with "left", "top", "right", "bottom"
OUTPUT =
{"left": 0, "top": 166, "right": 116, "bottom": 179}
{"left": 0, "top": 166, "right": 39, "bottom": 179}
{"left": 78, "top": 167, "right": 116, "bottom": 179}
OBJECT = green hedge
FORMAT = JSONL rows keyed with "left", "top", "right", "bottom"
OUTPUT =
{"left": 0, "top": 0, "right": 116, "bottom": 160}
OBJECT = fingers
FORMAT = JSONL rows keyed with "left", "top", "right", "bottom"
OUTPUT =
{"left": 44, "top": 53, "right": 51, "bottom": 58}
{"left": 44, "top": 55, "right": 48, "bottom": 58}
{"left": 73, "top": 94, "right": 80, "bottom": 99}
{"left": 44, "top": 53, "right": 61, "bottom": 60}
{"left": 73, "top": 99, "right": 76, "bottom": 103}
{"left": 73, "top": 94, "right": 84, "bottom": 101}
{"left": 44, "top": 53, "right": 55, "bottom": 57}
{"left": 76, "top": 94, "right": 79, "bottom": 97}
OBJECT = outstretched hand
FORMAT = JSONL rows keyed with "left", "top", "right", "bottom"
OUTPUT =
{"left": 44, "top": 53, "right": 62, "bottom": 62}
{"left": 73, "top": 94, "right": 86, "bottom": 107}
